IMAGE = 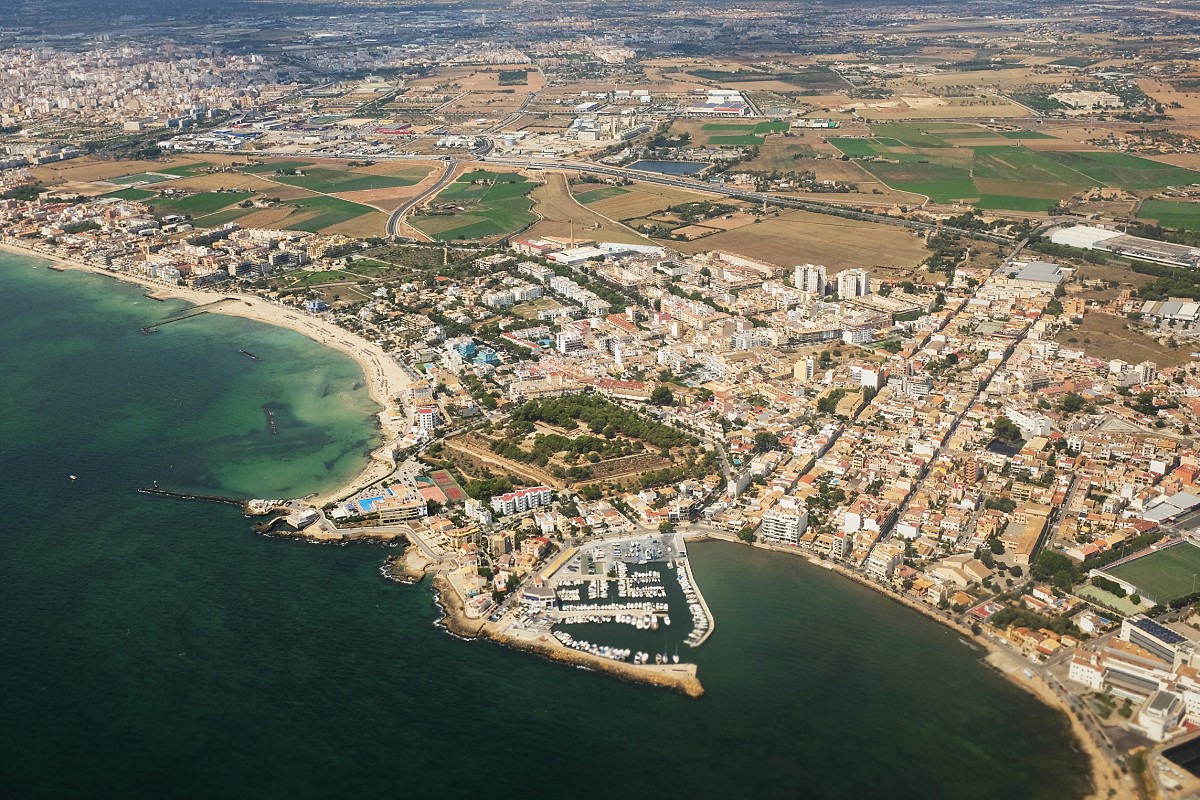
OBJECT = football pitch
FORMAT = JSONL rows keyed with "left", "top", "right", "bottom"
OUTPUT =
{"left": 1104, "top": 543, "right": 1200, "bottom": 603}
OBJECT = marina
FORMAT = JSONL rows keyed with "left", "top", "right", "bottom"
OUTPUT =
{"left": 536, "top": 533, "right": 715, "bottom": 661}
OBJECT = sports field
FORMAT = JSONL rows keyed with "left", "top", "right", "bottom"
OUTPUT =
{"left": 1105, "top": 543, "right": 1200, "bottom": 603}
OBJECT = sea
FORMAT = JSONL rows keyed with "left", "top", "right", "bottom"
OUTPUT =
{"left": 0, "top": 251, "right": 1089, "bottom": 800}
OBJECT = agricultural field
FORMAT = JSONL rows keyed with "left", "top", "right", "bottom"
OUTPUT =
{"left": 525, "top": 173, "right": 649, "bottom": 245}
{"left": 827, "top": 122, "right": 1200, "bottom": 209}
{"left": 738, "top": 138, "right": 819, "bottom": 173}
{"left": 281, "top": 196, "right": 379, "bottom": 233}
{"left": 269, "top": 166, "right": 425, "bottom": 194}
{"left": 108, "top": 173, "right": 173, "bottom": 186}
{"left": 192, "top": 207, "right": 259, "bottom": 228}
{"left": 146, "top": 191, "right": 254, "bottom": 217}
{"left": 240, "top": 160, "right": 315, "bottom": 174}
{"left": 572, "top": 184, "right": 630, "bottom": 204}
{"left": 1137, "top": 200, "right": 1200, "bottom": 232}
{"left": 29, "top": 156, "right": 205, "bottom": 184}
{"left": 101, "top": 187, "right": 156, "bottom": 201}
{"left": 581, "top": 182, "right": 721, "bottom": 221}
{"left": 667, "top": 119, "right": 788, "bottom": 148}
{"left": 666, "top": 208, "right": 930, "bottom": 275}
{"left": 410, "top": 169, "right": 537, "bottom": 242}
{"left": 157, "top": 162, "right": 211, "bottom": 177}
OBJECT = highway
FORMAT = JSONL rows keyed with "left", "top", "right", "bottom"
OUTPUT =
{"left": 238, "top": 142, "right": 1022, "bottom": 245}
{"left": 385, "top": 158, "right": 459, "bottom": 238}
{"left": 475, "top": 153, "right": 1018, "bottom": 245}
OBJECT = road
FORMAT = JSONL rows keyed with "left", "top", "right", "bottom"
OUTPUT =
{"left": 235, "top": 144, "right": 1033, "bottom": 246}
{"left": 385, "top": 159, "right": 459, "bottom": 238}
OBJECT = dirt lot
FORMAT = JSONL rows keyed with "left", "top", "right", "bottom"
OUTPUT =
{"left": 323, "top": 212, "right": 389, "bottom": 238}
{"left": 526, "top": 172, "right": 651, "bottom": 245}
{"left": 1056, "top": 310, "right": 1192, "bottom": 368}
{"left": 30, "top": 156, "right": 198, "bottom": 184}
{"left": 585, "top": 182, "right": 722, "bottom": 220}
{"left": 666, "top": 208, "right": 931, "bottom": 274}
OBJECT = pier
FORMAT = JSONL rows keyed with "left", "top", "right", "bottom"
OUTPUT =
{"left": 140, "top": 297, "right": 239, "bottom": 334}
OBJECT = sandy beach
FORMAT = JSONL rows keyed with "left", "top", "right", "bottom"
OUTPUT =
{"left": 0, "top": 239, "right": 416, "bottom": 505}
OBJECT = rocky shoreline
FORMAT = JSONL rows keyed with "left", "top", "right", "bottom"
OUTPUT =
{"left": 381, "top": 546, "right": 431, "bottom": 584}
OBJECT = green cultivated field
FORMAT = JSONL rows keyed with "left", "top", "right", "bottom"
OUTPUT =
{"left": 271, "top": 167, "right": 425, "bottom": 194}
{"left": 149, "top": 191, "right": 253, "bottom": 216}
{"left": 1137, "top": 199, "right": 1200, "bottom": 231}
{"left": 411, "top": 170, "right": 536, "bottom": 241}
{"left": 1043, "top": 152, "right": 1200, "bottom": 191}
{"left": 829, "top": 138, "right": 878, "bottom": 157}
{"left": 1105, "top": 543, "right": 1200, "bottom": 603}
{"left": 282, "top": 196, "right": 375, "bottom": 232}
{"left": 575, "top": 186, "right": 630, "bottom": 204}
{"left": 240, "top": 161, "right": 315, "bottom": 174}
{"left": 158, "top": 163, "right": 211, "bottom": 177}
{"left": 697, "top": 120, "right": 787, "bottom": 146}
{"left": 999, "top": 130, "right": 1056, "bottom": 140}
{"left": 829, "top": 122, "right": 1200, "bottom": 210}
{"left": 102, "top": 188, "right": 156, "bottom": 201}
{"left": 194, "top": 207, "right": 257, "bottom": 227}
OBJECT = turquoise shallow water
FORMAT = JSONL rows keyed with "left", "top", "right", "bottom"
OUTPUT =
{"left": 0, "top": 254, "right": 1088, "bottom": 799}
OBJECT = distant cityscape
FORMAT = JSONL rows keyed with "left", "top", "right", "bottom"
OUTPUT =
{"left": 4, "top": 1, "right": 1200, "bottom": 797}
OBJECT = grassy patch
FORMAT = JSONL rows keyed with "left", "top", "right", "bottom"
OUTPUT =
{"left": 283, "top": 196, "right": 375, "bottom": 232}
{"left": 193, "top": 207, "right": 257, "bottom": 227}
{"left": 240, "top": 161, "right": 315, "bottom": 174}
{"left": 101, "top": 188, "right": 156, "bottom": 201}
{"left": 866, "top": 162, "right": 978, "bottom": 203}
{"left": 148, "top": 191, "right": 254, "bottom": 216}
{"left": 1044, "top": 152, "right": 1200, "bottom": 190}
{"left": 412, "top": 170, "right": 537, "bottom": 241}
{"left": 828, "top": 138, "right": 878, "bottom": 157}
{"left": 575, "top": 186, "right": 630, "bottom": 204}
{"left": 157, "top": 162, "right": 211, "bottom": 177}
{"left": 271, "top": 167, "right": 422, "bottom": 194}
{"left": 999, "top": 130, "right": 1056, "bottom": 140}
{"left": 1137, "top": 199, "right": 1200, "bottom": 232}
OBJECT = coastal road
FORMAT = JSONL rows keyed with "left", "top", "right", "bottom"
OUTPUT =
{"left": 385, "top": 159, "right": 459, "bottom": 239}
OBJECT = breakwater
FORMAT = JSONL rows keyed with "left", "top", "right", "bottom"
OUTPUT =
{"left": 140, "top": 297, "right": 240, "bottom": 334}
{"left": 431, "top": 574, "right": 705, "bottom": 698}
{"left": 137, "top": 487, "right": 249, "bottom": 511}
